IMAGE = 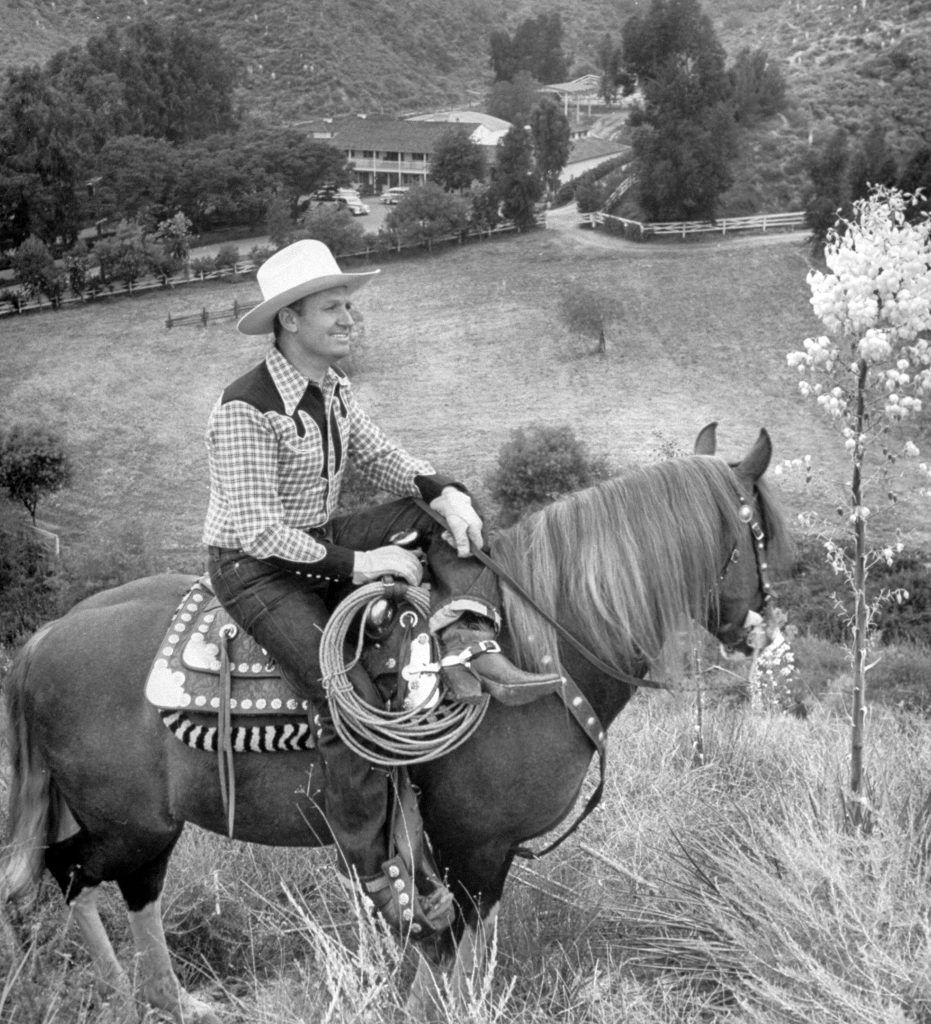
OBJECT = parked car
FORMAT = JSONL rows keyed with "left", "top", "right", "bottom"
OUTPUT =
{"left": 336, "top": 195, "right": 370, "bottom": 216}
{"left": 381, "top": 186, "right": 410, "bottom": 205}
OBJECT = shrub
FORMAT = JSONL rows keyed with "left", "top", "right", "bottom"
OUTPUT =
{"left": 486, "top": 422, "right": 611, "bottom": 525}
{"left": 0, "top": 424, "right": 71, "bottom": 523}
{"left": 0, "top": 507, "right": 61, "bottom": 645}
{"left": 214, "top": 244, "right": 241, "bottom": 270}
{"left": 778, "top": 535, "right": 931, "bottom": 646}
{"left": 189, "top": 256, "right": 216, "bottom": 278}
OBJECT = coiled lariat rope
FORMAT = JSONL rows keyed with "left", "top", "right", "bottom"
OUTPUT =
{"left": 320, "top": 582, "right": 490, "bottom": 767}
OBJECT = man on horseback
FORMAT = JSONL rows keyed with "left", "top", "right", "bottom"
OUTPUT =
{"left": 202, "top": 239, "right": 559, "bottom": 938}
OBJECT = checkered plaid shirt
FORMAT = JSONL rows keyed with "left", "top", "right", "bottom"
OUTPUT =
{"left": 203, "top": 346, "right": 444, "bottom": 578}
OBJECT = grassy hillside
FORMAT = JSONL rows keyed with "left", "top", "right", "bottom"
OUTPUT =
{"left": 3, "top": 224, "right": 931, "bottom": 566}
{"left": 1, "top": 0, "right": 928, "bottom": 156}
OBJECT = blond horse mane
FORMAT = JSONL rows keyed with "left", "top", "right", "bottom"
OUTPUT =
{"left": 491, "top": 455, "right": 787, "bottom": 676}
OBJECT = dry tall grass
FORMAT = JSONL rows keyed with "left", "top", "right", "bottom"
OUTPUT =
{"left": 2, "top": 692, "right": 929, "bottom": 1023}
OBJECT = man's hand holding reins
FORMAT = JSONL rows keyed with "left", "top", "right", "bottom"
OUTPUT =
{"left": 430, "top": 486, "right": 484, "bottom": 557}
{"left": 352, "top": 546, "right": 424, "bottom": 585}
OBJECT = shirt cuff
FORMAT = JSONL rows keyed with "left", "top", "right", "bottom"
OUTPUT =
{"left": 414, "top": 473, "right": 465, "bottom": 502}
{"left": 266, "top": 540, "right": 357, "bottom": 582}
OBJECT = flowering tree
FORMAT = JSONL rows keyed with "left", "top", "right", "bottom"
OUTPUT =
{"left": 787, "top": 185, "right": 931, "bottom": 802}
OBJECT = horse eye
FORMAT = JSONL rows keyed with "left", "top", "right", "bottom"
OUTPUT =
{"left": 738, "top": 504, "right": 753, "bottom": 523}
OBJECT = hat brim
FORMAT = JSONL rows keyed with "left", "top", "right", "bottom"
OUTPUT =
{"left": 237, "top": 269, "right": 380, "bottom": 336}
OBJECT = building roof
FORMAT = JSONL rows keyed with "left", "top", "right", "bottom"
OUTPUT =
{"left": 540, "top": 74, "right": 602, "bottom": 97}
{"left": 330, "top": 115, "right": 483, "bottom": 152}
{"left": 406, "top": 109, "right": 512, "bottom": 132}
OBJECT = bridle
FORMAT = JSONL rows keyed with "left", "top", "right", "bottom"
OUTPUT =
{"left": 413, "top": 489, "right": 774, "bottom": 858}
{"left": 717, "top": 487, "right": 775, "bottom": 642}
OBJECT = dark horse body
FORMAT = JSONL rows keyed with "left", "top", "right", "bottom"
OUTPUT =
{"left": 1, "top": 426, "right": 789, "bottom": 1021}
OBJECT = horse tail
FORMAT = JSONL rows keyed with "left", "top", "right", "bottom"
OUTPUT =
{"left": 1, "top": 622, "right": 62, "bottom": 902}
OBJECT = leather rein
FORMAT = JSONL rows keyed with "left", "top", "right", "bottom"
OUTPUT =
{"left": 413, "top": 491, "right": 772, "bottom": 857}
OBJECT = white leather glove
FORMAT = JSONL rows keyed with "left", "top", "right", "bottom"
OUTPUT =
{"left": 352, "top": 545, "right": 423, "bottom": 585}
{"left": 430, "top": 486, "right": 484, "bottom": 557}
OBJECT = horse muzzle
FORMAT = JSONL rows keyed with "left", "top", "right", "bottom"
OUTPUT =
{"left": 718, "top": 609, "right": 772, "bottom": 660}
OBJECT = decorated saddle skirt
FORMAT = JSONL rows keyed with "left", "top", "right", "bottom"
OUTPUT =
{"left": 146, "top": 577, "right": 316, "bottom": 753}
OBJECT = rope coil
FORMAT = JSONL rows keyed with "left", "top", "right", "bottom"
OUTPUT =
{"left": 320, "top": 582, "right": 490, "bottom": 767}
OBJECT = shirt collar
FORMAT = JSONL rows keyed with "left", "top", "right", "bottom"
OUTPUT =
{"left": 266, "top": 346, "right": 341, "bottom": 415}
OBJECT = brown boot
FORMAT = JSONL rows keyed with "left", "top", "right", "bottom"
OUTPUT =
{"left": 440, "top": 619, "right": 563, "bottom": 706}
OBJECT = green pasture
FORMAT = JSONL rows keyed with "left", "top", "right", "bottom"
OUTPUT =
{"left": 2, "top": 224, "right": 931, "bottom": 1023}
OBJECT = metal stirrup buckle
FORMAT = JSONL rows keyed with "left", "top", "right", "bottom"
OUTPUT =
{"left": 440, "top": 640, "right": 501, "bottom": 667}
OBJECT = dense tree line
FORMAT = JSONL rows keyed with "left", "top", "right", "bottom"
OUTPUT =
{"left": 804, "top": 122, "right": 930, "bottom": 247}
{"left": 489, "top": 13, "right": 568, "bottom": 85}
{"left": 0, "top": 18, "right": 351, "bottom": 253}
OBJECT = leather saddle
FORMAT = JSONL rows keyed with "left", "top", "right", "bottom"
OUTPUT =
{"left": 145, "top": 575, "right": 309, "bottom": 717}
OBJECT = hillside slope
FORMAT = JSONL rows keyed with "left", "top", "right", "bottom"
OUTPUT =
{"left": 1, "top": 0, "right": 928, "bottom": 154}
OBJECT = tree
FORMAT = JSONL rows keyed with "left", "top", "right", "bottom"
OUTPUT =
{"left": 82, "top": 19, "right": 238, "bottom": 144}
{"left": 466, "top": 183, "right": 502, "bottom": 235}
{"left": 489, "top": 13, "right": 568, "bottom": 84}
{"left": 848, "top": 120, "right": 898, "bottom": 202}
{"left": 93, "top": 219, "right": 159, "bottom": 288}
{"left": 384, "top": 183, "right": 470, "bottom": 249}
{"left": 898, "top": 145, "right": 931, "bottom": 218}
{"left": 622, "top": 0, "right": 730, "bottom": 105}
{"left": 492, "top": 126, "right": 543, "bottom": 230}
{"left": 804, "top": 128, "right": 852, "bottom": 249}
{"left": 786, "top": 186, "right": 931, "bottom": 812}
{"left": 298, "top": 205, "right": 365, "bottom": 256}
{"left": 486, "top": 71, "right": 542, "bottom": 127}
{"left": 153, "top": 211, "right": 193, "bottom": 269}
{"left": 429, "top": 129, "right": 486, "bottom": 192}
{"left": 0, "top": 425, "right": 71, "bottom": 523}
{"left": 728, "top": 48, "right": 787, "bottom": 124}
{"left": 597, "top": 33, "right": 633, "bottom": 105}
{"left": 632, "top": 76, "right": 736, "bottom": 221}
{"left": 12, "top": 235, "right": 57, "bottom": 300}
{"left": 243, "top": 128, "right": 352, "bottom": 209}
{"left": 529, "top": 100, "right": 571, "bottom": 199}
{"left": 94, "top": 135, "right": 181, "bottom": 224}
{"left": 0, "top": 66, "right": 84, "bottom": 247}
{"left": 623, "top": 0, "right": 736, "bottom": 222}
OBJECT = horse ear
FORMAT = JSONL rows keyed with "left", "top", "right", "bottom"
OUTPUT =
{"left": 734, "top": 428, "right": 772, "bottom": 482}
{"left": 694, "top": 422, "right": 718, "bottom": 455}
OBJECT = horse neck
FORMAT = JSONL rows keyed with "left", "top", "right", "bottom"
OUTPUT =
{"left": 559, "top": 645, "right": 640, "bottom": 729}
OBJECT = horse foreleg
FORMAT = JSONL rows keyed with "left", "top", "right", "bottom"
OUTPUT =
{"left": 126, "top": 898, "right": 220, "bottom": 1024}
{"left": 407, "top": 903, "right": 500, "bottom": 1016}
{"left": 68, "top": 887, "right": 135, "bottom": 1015}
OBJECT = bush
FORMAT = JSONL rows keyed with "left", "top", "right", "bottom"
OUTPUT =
{"left": 486, "top": 422, "right": 611, "bottom": 525}
{"left": 214, "top": 244, "right": 241, "bottom": 270}
{"left": 778, "top": 535, "right": 931, "bottom": 646}
{"left": 0, "top": 424, "right": 71, "bottom": 522}
{"left": 0, "top": 508, "right": 61, "bottom": 645}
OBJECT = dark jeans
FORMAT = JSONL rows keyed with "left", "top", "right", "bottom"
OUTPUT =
{"left": 205, "top": 497, "right": 495, "bottom": 877}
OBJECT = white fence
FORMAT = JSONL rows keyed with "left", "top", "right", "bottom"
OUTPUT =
{"left": 584, "top": 209, "right": 806, "bottom": 239}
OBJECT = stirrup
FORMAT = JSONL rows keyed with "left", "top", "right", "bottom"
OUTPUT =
{"left": 441, "top": 640, "right": 563, "bottom": 706}
{"left": 360, "top": 856, "right": 455, "bottom": 940}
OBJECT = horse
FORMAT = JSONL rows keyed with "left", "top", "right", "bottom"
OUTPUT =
{"left": 0, "top": 424, "right": 791, "bottom": 1022}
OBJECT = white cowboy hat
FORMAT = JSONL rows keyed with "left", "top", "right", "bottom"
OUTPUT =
{"left": 237, "top": 239, "right": 379, "bottom": 335}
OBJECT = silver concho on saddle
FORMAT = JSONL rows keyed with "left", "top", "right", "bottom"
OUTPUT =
{"left": 145, "top": 576, "right": 309, "bottom": 715}
{"left": 145, "top": 576, "right": 316, "bottom": 755}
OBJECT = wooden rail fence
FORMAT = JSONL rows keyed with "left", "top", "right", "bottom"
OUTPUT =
{"left": 584, "top": 209, "right": 806, "bottom": 239}
{"left": 1, "top": 215, "right": 547, "bottom": 322}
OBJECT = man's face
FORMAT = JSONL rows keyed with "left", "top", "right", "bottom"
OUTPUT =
{"left": 280, "top": 285, "right": 355, "bottom": 367}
